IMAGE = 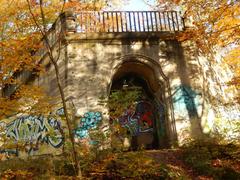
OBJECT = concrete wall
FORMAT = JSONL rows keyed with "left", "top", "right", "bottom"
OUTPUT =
{"left": 63, "top": 32, "right": 239, "bottom": 146}
{"left": 63, "top": 33, "right": 200, "bottom": 146}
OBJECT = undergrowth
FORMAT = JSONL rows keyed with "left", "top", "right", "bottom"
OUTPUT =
{"left": 0, "top": 150, "right": 187, "bottom": 179}
{"left": 182, "top": 139, "right": 240, "bottom": 180}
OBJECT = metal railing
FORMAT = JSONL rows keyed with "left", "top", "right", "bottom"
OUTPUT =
{"left": 73, "top": 11, "right": 185, "bottom": 33}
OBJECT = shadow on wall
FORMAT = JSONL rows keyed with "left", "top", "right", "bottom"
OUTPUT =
{"left": 167, "top": 40, "right": 204, "bottom": 138}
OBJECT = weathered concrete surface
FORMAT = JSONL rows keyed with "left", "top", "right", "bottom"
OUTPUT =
{"left": 32, "top": 27, "right": 240, "bottom": 148}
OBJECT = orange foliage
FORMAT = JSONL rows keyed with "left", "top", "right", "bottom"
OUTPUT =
{"left": 0, "top": 0, "right": 63, "bottom": 117}
{"left": 158, "top": 0, "right": 240, "bottom": 102}
{"left": 0, "top": 0, "right": 117, "bottom": 117}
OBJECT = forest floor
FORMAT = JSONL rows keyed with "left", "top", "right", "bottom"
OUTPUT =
{"left": 146, "top": 149, "right": 239, "bottom": 179}
{"left": 0, "top": 143, "right": 239, "bottom": 179}
{"left": 146, "top": 149, "right": 197, "bottom": 179}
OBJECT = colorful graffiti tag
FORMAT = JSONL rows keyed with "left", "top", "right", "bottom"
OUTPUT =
{"left": 0, "top": 110, "right": 103, "bottom": 156}
{"left": 1, "top": 115, "right": 63, "bottom": 154}
{"left": 75, "top": 112, "right": 102, "bottom": 138}
{"left": 118, "top": 100, "right": 154, "bottom": 135}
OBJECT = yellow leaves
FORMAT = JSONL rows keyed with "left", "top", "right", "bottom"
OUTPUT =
{"left": 14, "top": 85, "right": 54, "bottom": 115}
{"left": 224, "top": 45, "right": 240, "bottom": 93}
{"left": 0, "top": 0, "right": 68, "bottom": 118}
{"left": 224, "top": 46, "right": 240, "bottom": 67}
{"left": 65, "top": 0, "right": 106, "bottom": 12}
{"left": 0, "top": 98, "right": 21, "bottom": 119}
{"left": 1, "top": 169, "right": 33, "bottom": 180}
{"left": 177, "top": 28, "right": 196, "bottom": 41}
{"left": 175, "top": 0, "right": 240, "bottom": 102}
{"left": 0, "top": 85, "right": 54, "bottom": 119}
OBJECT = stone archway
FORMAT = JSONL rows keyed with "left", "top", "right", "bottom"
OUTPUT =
{"left": 108, "top": 54, "right": 177, "bottom": 148}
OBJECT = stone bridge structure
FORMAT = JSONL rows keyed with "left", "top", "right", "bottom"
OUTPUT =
{"left": 1, "top": 11, "right": 239, "bottom": 155}
{"left": 43, "top": 10, "right": 203, "bottom": 147}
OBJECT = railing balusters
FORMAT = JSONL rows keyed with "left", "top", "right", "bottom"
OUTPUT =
{"left": 171, "top": 11, "right": 176, "bottom": 31}
{"left": 79, "top": 12, "right": 82, "bottom": 32}
{"left": 97, "top": 12, "right": 100, "bottom": 32}
{"left": 128, "top": 12, "right": 132, "bottom": 32}
{"left": 150, "top": 12, "right": 154, "bottom": 31}
{"left": 89, "top": 13, "right": 92, "bottom": 32}
{"left": 94, "top": 12, "right": 97, "bottom": 32}
{"left": 133, "top": 12, "right": 137, "bottom": 32}
{"left": 125, "top": 12, "right": 128, "bottom": 31}
{"left": 106, "top": 12, "right": 110, "bottom": 32}
{"left": 102, "top": 12, "right": 106, "bottom": 32}
{"left": 146, "top": 12, "right": 149, "bottom": 31}
{"left": 142, "top": 12, "right": 145, "bottom": 32}
{"left": 116, "top": 12, "right": 119, "bottom": 32}
{"left": 74, "top": 11, "right": 184, "bottom": 33}
{"left": 167, "top": 11, "right": 171, "bottom": 31}
{"left": 175, "top": 11, "right": 180, "bottom": 31}
{"left": 159, "top": 11, "right": 163, "bottom": 31}
{"left": 120, "top": 12, "right": 123, "bottom": 32}
{"left": 110, "top": 12, "right": 113, "bottom": 32}
{"left": 163, "top": 12, "right": 167, "bottom": 31}
{"left": 137, "top": 12, "right": 141, "bottom": 31}
{"left": 154, "top": 11, "right": 158, "bottom": 31}
{"left": 85, "top": 12, "right": 88, "bottom": 32}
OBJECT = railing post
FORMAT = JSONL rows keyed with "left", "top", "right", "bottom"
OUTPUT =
{"left": 120, "top": 12, "right": 124, "bottom": 32}
{"left": 182, "top": 17, "right": 186, "bottom": 30}
{"left": 64, "top": 10, "right": 77, "bottom": 33}
{"left": 128, "top": 12, "right": 132, "bottom": 32}
{"left": 171, "top": 11, "right": 176, "bottom": 31}
{"left": 175, "top": 11, "right": 180, "bottom": 31}
{"left": 150, "top": 12, "right": 154, "bottom": 31}
{"left": 146, "top": 12, "right": 149, "bottom": 32}
{"left": 142, "top": 12, "right": 145, "bottom": 32}
{"left": 154, "top": 11, "right": 158, "bottom": 31}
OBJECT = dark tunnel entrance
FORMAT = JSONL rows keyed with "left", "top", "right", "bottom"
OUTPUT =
{"left": 110, "top": 72, "right": 165, "bottom": 149}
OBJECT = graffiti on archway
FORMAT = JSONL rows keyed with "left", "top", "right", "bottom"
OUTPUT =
{"left": 118, "top": 100, "right": 154, "bottom": 135}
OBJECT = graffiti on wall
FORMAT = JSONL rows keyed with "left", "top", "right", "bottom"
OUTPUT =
{"left": 0, "top": 110, "right": 103, "bottom": 156}
{"left": 0, "top": 115, "right": 64, "bottom": 155}
{"left": 7, "top": 116, "right": 63, "bottom": 152}
{"left": 118, "top": 100, "right": 154, "bottom": 135}
{"left": 75, "top": 111, "right": 102, "bottom": 139}
{"left": 0, "top": 108, "right": 102, "bottom": 155}
{"left": 172, "top": 85, "right": 201, "bottom": 118}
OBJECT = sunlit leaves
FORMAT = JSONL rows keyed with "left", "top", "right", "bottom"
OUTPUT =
{"left": 0, "top": 0, "right": 62, "bottom": 117}
{"left": 158, "top": 0, "right": 240, "bottom": 102}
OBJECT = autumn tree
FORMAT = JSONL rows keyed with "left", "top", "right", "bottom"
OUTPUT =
{"left": 0, "top": 0, "right": 54, "bottom": 118}
{"left": 1, "top": 0, "right": 128, "bottom": 178}
{"left": 185, "top": 0, "right": 240, "bottom": 103}
{"left": 159, "top": 0, "right": 239, "bottom": 102}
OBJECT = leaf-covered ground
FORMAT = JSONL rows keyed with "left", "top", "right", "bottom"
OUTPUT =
{"left": 0, "top": 143, "right": 239, "bottom": 179}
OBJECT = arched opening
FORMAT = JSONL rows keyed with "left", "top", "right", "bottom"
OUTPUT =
{"left": 109, "top": 60, "right": 167, "bottom": 149}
